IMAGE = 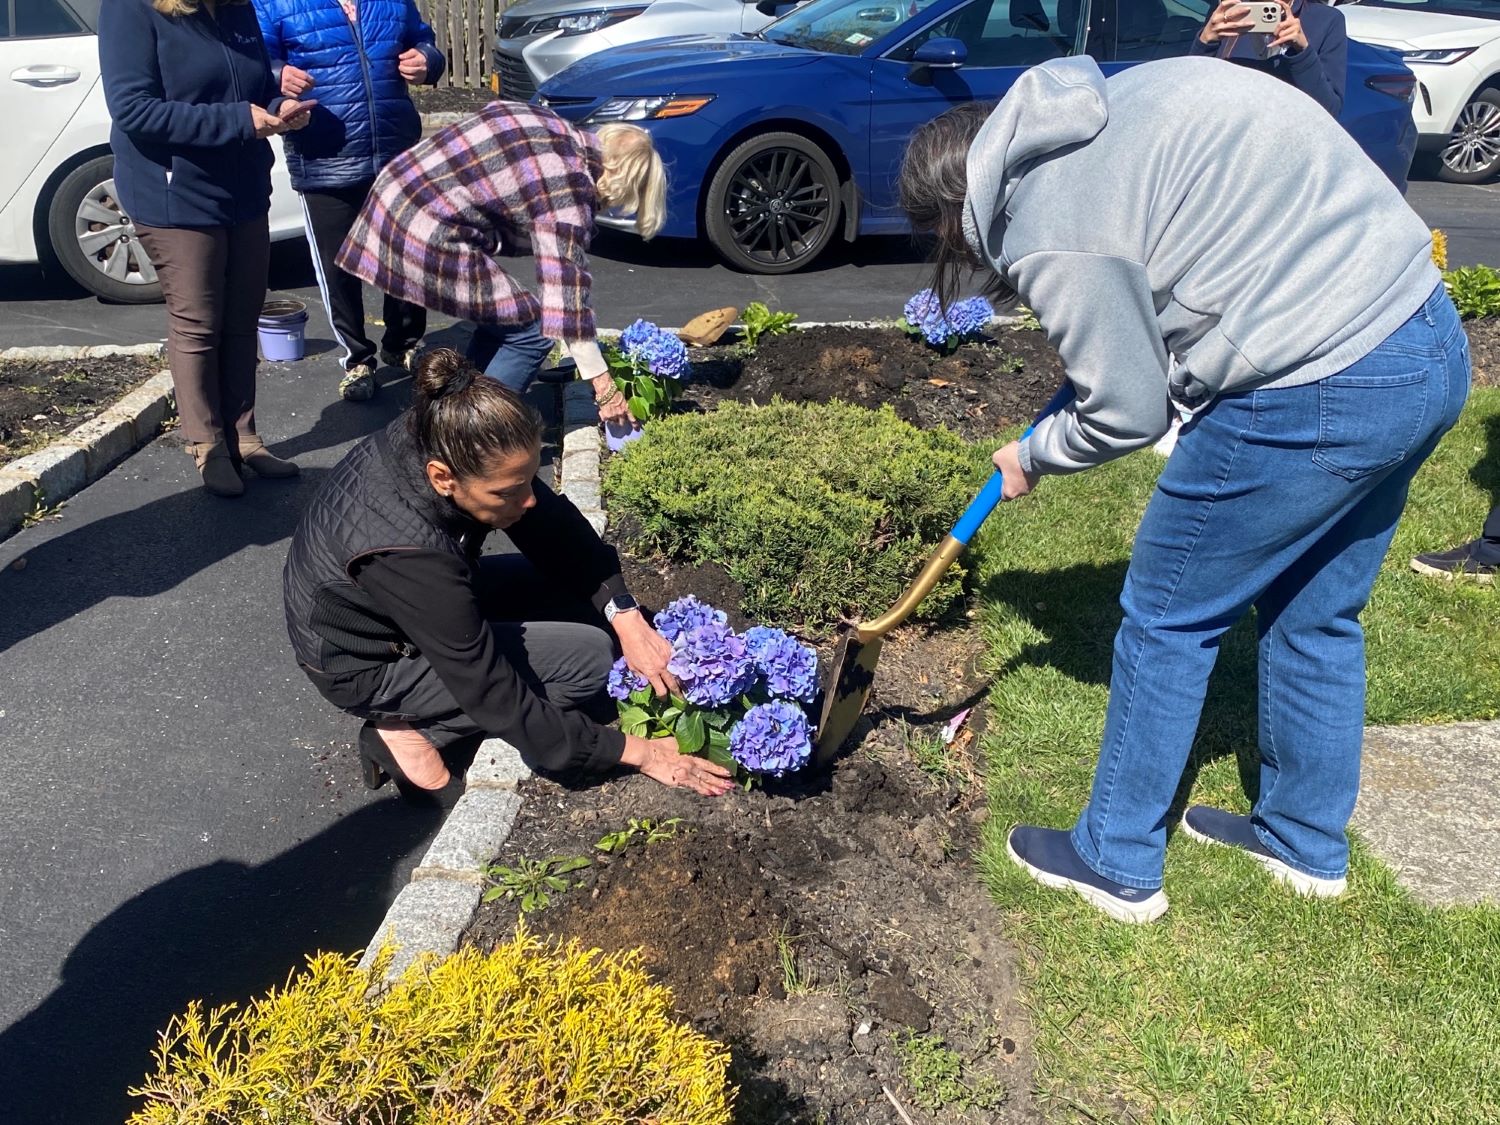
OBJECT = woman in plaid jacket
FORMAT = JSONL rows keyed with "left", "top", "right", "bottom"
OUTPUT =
{"left": 337, "top": 101, "right": 665, "bottom": 429}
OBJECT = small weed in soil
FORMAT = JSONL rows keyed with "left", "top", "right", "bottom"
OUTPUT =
{"left": 896, "top": 1031, "right": 1009, "bottom": 1115}
{"left": 480, "top": 854, "right": 592, "bottom": 913}
{"left": 0, "top": 355, "right": 162, "bottom": 463}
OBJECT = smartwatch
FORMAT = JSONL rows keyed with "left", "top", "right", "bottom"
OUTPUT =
{"left": 603, "top": 594, "right": 640, "bottom": 623}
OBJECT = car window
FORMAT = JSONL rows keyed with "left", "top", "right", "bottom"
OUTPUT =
{"left": 889, "top": 0, "right": 1075, "bottom": 64}
{"left": 1090, "top": 0, "right": 1208, "bottom": 61}
{"left": 763, "top": 0, "right": 949, "bottom": 55}
{"left": 8, "top": 0, "right": 87, "bottom": 37}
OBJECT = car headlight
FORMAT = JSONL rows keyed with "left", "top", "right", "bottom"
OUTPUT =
{"left": 530, "top": 7, "right": 648, "bottom": 36}
{"left": 586, "top": 95, "right": 716, "bottom": 122}
{"left": 1399, "top": 47, "right": 1477, "bottom": 65}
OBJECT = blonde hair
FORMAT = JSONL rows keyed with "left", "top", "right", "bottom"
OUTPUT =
{"left": 152, "top": 0, "right": 246, "bottom": 14}
{"left": 595, "top": 124, "right": 667, "bottom": 241}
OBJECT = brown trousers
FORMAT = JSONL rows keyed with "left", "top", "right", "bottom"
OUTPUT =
{"left": 136, "top": 218, "right": 270, "bottom": 446}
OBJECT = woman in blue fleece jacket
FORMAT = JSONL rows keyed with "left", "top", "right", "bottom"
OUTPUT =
{"left": 1191, "top": 0, "right": 1347, "bottom": 116}
{"left": 100, "top": 0, "right": 312, "bottom": 497}
{"left": 253, "top": 0, "right": 445, "bottom": 403}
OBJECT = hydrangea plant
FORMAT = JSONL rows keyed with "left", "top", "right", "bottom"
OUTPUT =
{"left": 610, "top": 596, "right": 818, "bottom": 782}
{"left": 899, "top": 289, "right": 994, "bottom": 354}
{"left": 606, "top": 319, "right": 692, "bottom": 423}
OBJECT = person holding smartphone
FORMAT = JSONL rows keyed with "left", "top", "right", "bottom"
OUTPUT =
{"left": 1191, "top": 0, "right": 1347, "bottom": 116}
{"left": 101, "top": 0, "right": 312, "bottom": 497}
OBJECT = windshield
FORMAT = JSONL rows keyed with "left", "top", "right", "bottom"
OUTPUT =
{"left": 763, "top": 0, "right": 947, "bottom": 54}
{"left": 1357, "top": 0, "right": 1500, "bottom": 16}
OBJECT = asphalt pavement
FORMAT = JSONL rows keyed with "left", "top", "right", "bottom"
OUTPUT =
{"left": 0, "top": 172, "right": 1496, "bottom": 1124}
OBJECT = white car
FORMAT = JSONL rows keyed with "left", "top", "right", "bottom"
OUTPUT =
{"left": 1, "top": 0, "right": 303, "bottom": 303}
{"left": 1341, "top": 0, "right": 1500, "bottom": 182}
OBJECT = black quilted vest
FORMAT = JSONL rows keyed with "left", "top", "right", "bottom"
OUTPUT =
{"left": 282, "top": 417, "right": 488, "bottom": 682}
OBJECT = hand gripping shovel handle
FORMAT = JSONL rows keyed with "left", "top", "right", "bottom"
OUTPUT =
{"left": 812, "top": 380, "right": 1076, "bottom": 763}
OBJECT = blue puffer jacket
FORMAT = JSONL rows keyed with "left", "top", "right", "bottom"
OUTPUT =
{"left": 253, "top": 0, "right": 445, "bottom": 191}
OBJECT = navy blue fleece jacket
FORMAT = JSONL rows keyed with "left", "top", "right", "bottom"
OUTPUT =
{"left": 1189, "top": 0, "right": 1348, "bottom": 116}
{"left": 100, "top": 0, "right": 285, "bottom": 228}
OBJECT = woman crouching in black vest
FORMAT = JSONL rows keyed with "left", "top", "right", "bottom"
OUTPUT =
{"left": 282, "top": 348, "right": 733, "bottom": 805}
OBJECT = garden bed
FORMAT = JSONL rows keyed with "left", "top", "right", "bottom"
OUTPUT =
{"left": 1461, "top": 317, "right": 1500, "bottom": 385}
{"left": 683, "top": 325, "right": 1066, "bottom": 443}
{"left": 410, "top": 84, "right": 496, "bottom": 117}
{"left": 0, "top": 354, "right": 163, "bottom": 463}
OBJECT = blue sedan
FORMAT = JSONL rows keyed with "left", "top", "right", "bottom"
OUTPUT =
{"left": 538, "top": 0, "right": 1420, "bottom": 273}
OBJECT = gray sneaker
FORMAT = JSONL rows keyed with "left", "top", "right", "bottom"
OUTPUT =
{"left": 339, "top": 363, "right": 377, "bottom": 402}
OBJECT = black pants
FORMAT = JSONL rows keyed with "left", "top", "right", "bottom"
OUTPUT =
{"left": 301, "top": 181, "right": 425, "bottom": 372}
{"left": 1483, "top": 503, "right": 1500, "bottom": 562}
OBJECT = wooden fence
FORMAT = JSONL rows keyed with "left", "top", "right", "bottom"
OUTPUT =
{"left": 425, "top": 0, "right": 510, "bottom": 88}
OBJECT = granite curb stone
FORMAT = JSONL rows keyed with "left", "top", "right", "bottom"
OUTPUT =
{"left": 0, "top": 367, "right": 174, "bottom": 541}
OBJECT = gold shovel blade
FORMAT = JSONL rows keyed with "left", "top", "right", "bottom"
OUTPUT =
{"left": 812, "top": 629, "right": 884, "bottom": 767}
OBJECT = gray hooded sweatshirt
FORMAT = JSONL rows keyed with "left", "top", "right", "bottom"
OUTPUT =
{"left": 964, "top": 56, "right": 1440, "bottom": 476}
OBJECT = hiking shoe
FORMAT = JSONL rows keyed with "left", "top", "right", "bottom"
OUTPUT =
{"left": 339, "top": 363, "right": 377, "bottom": 402}
{"left": 379, "top": 345, "right": 421, "bottom": 372}
{"left": 1181, "top": 805, "right": 1346, "bottom": 898}
{"left": 1006, "top": 826, "right": 1169, "bottom": 924}
{"left": 1410, "top": 539, "right": 1497, "bottom": 585}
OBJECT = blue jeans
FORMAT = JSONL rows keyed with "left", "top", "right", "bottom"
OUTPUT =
{"left": 466, "top": 320, "right": 555, "bottom": 393}
{"left": 1071, "top": 286, "right": 1471, "bottom": 888}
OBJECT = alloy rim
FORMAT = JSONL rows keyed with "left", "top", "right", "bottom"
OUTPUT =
{"left": 74, "top": 179, "right": 157, "bottom": 287}
{"left": 1442, "top": 99, "right": 1500, "bottom": 176}
{"left": 725, "top": 148, "right": 832, "bottom": 266}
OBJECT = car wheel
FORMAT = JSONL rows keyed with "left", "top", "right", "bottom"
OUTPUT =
{"left": 1438, "top": 88, "right": 1500, "bottom": 184}
{"left": 45, "top": 155, "right": 162, "bottom": 303}
{"left": 705, "top": 132, "right": 842, "bottom": 275}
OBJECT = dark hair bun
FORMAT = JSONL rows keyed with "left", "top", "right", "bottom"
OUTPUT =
{"left": 414, "top": 347, "right": 478, "bottom": 402}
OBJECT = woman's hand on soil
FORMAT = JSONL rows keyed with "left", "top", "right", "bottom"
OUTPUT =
{"left": 993, "top": 440, "right": 1038, "bottom": 500}
{"left": 626, "top": 736, "right": 735, "bottom": 796}
{"left": 614, "top": 611, "right": 681, "bottom": 697}
{"left": 592, "top": 374, "right": 635, "bottom": 427}
{"left": 398, "top": 48, "right": 429, "bottom": 82}
{"left": 280, "top": 64, "right": 315, "bottom": 98}
{"left": 1200, "top": 0, "right": 1253, "bottom": 43}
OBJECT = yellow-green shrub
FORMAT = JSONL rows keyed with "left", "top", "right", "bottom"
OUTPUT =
{"left": 1432, "top": 228, "right": 1449, "bottom": 271}
{"left": 128, "top": 930, "right": 733, "bottom": 1125}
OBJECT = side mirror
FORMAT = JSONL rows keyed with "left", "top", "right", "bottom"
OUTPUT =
{"left": 909, "top": 37, "right": 967, "bottom": 71}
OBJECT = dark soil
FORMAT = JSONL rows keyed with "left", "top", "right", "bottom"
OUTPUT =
{"left": 466, "top": 745, "right": 1037, "bottom": 1125}
{"left": 681, "top": 325, "right": 1066, "bottom": 443}
{"left": 0, "top": 355, "right": 163, "bottom": 463}
{"left": 1463, "top": 317, "right": 1500, "bottom": 386}
{"left": 409, "top": 84, "right": 495, "bottom": 117}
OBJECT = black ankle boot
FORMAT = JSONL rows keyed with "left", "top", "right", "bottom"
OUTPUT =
{"left": 357, "top": 722, "right": 466, "bottom": 809}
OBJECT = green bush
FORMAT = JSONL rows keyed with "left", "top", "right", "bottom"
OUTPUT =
{"left": 604, "top": 400, "right": 983, "bottom": 631}
{"left": 1443, "top": 264, "right": 1500, "bottom": 319}
{"left": 128, "top": 930, "right": 733, "bottom": 1125}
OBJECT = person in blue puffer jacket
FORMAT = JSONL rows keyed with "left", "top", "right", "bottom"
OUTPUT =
{"left": 254, "top": 0, "right": 445, "bottom": 402}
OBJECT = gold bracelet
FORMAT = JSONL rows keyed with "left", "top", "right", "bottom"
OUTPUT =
{"left": 596, "top": 388, "right": 623, "bottom": 407}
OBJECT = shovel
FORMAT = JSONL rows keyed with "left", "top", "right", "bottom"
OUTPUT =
{"left": 812, "top": 381, "right": 1078, "bottom": 764}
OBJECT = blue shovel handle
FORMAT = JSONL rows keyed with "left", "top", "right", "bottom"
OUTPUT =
{"left": 950, "top": 382, "right": 1077, "bottom": 546}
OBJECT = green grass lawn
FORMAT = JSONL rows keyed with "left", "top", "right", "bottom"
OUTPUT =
{"left": 969, "top": 388, "right": 1500, "bottom": 1124}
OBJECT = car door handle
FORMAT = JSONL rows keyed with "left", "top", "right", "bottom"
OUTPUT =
{"left": 11, "top": 65, "right": 82, "bottom": 88}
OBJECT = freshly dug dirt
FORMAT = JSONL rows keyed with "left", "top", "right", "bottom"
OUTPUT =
{"left": 466, "top": 745, "right": 1037, "bottom": 1125}
{"left": 681, "top": 325, "right": 1065, "bottom": 443}
{"left": 0, "top": 355, "right": 162, "bottom": 463}
{"left": 1463, "top": 318, "right": 1500, "bottom": 386}
{"left": 410, "top": 85, "right": 495, "bottom": 117}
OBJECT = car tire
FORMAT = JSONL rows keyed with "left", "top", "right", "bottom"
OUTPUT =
{"left": 705, "top": 132, "right": 842, "bottom": 274}
{"left": 45, "top": 155, "right": 163, "bottom": 303}
{"left": 1438, "top": 88, "right": 1500, "bottom": 184}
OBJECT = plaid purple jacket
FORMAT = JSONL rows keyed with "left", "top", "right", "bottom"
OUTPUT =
{"left": 335, "top": 102, "right": 603, "bottom": 341}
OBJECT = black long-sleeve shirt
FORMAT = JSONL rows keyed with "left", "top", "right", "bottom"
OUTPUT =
{"left": 352, "top": 479, "right": 628, "bottom": 772}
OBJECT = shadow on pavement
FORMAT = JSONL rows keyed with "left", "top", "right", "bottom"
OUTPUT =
{"left": 0, "top": 799, "right": 444, "bottom": 1125}
{"left": 589, "top": 229, "right": 930, "bottom": 273}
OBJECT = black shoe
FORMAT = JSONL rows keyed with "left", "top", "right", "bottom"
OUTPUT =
{"left": 379, "top": 345, "right": 421, "bottom": 372}
{"left": 357, "top": 722, "right": 466, "bottom": 809}
{"left": 1410, "top": 539, "right": 1497, "bottom": 585}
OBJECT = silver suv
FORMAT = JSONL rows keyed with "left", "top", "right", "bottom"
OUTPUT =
{"left": 490, "top": 0, "right": 805, "bottom": 100}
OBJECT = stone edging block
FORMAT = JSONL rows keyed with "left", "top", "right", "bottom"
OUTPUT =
{"left": 0, "top": 368, "right": 175, "bottom": 542}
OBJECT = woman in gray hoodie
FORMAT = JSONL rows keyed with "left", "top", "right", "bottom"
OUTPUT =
{"left": 900, "top": 56, "right": 1469, "bottom": 923}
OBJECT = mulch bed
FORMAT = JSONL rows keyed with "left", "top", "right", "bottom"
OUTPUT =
{"left": 1462, "top": 317, "right": 1500, "bottom": 386}
{"left": 0, "top": 355, "right": 163, "bottom": 463}
{"left": 683, "top": 325, "right": 1066, "bottom": 443}
{"left": 409, "top": 85, "right": 496, "bottom": 117}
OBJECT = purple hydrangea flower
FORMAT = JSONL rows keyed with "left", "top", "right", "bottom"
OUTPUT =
{"left": 653, "top": 595, "right": 727, "bottom": 643}
{"left": 743, "top": 626, "right": 820, "bottom": 705}
{"left": 947, "top": 296, "right": 994, "bottom": 337}
{"left": 667, "top": 621, "right": 757, "bottom": 709}
{"left": 607, "top": 657, "right": 649, "bottom": 702}
{"left": 620, "top": 318, "right": 690, "bottom": 382}
{"left": 729, "top": 701, "right": 813, "bottom": 776}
